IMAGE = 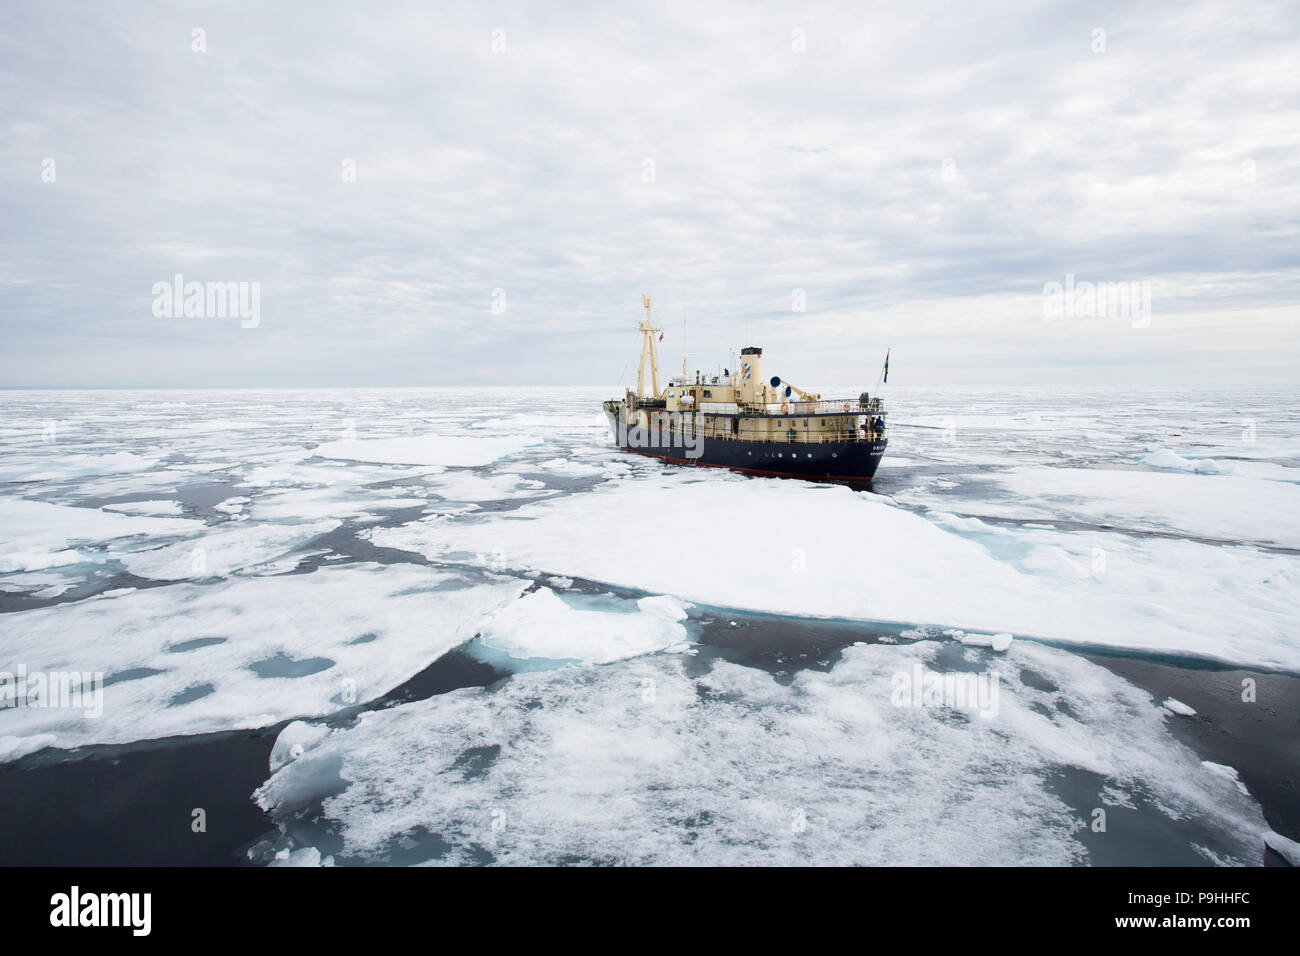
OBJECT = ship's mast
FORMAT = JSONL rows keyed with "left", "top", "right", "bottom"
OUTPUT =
{"left": 636, "top": 294, "right": 662, "bottom": 400}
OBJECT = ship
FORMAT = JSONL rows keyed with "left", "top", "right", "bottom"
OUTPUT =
{"left": 602, "top": 296, "right": 889, "bottom": 485}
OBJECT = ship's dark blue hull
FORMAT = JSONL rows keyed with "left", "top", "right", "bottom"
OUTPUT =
{"left": 605, "top": 413, "right": 887, "bottom": 485}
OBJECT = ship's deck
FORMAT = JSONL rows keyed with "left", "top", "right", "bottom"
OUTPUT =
{"left": 697, "top": 398, "right": 886, "bottom": 418}
{"left": 603, "top": 399, "right": 888, "bottom": 444}
{"left": 603, "top": 398, "right": 885, "bottom": 418}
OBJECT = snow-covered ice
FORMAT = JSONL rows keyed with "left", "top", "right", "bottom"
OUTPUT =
{"left": 2, "top": 384, "right": 1297, "bottom": 866}
{"left": 1264, "top": 829, "right": 1300, "bottom": 866}
{"left": 370, "top": 473, "right": 1300, "bottom": 670}
{"left": 110, "top": 519, "right": 340, "bottom": 580}
{"left": 0, "top": 499, "right": 201, "bottom": 557}
{"left": 473, "top": 588, "right": 692, "bottom": 665}
{"left": 894, "top": 464, "right": 1299, "bottom": 547}
{"left": 0, "top": 499, "right": 201, "bottom": 576}
{"left": 254, "top": 640, "right": 1267, "bottom": 866}
{"left": 102, "top": 499, "right": 187, "bottom": 517}
{"left": 316, "top": 435, "right": 533, "bottom": 468}
{"left": 1141, "top": 449, "right": 1237, "bottom": 475}
{"left": 0, "top": 562, "right": 527, "bottom": 750}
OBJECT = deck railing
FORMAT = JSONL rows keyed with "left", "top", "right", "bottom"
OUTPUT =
{"left": 698, "top": 398, "right": 885, "bottom": 417}
{"left": 703, "top": 429, "right": 889, "bottom": 445}
{"left": 671, "top": 375, "right": 736, "bottom": 387}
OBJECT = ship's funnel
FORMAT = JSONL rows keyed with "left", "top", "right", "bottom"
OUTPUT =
{"left": 740, "top": 347, "right": 764, "bottom": 403}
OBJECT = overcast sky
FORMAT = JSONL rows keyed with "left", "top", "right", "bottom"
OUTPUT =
{"left": 3, "top": 0, "right": 1298, "bottom": 388}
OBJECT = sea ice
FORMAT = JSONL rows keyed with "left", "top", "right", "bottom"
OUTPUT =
{"left": 270, "top": 846, "right": 332, "bottom": 867}
{"left": 102, "top": 500, "right": 186, "bottom": 517}
{"left": 369, "top": 475, "right": 1300, "bottom": 670}
{"left": 1264, "top": 829, "right": 1300, "bottom": 866}
{"left": 893, "top": 465, "right": 1299, "bottom": 547}
{"left": 473, "top": 588, "right": 692, "bottom": 665}
{"left": 535, "top": 458, "right": 604, "bottom": 478}
{"left": 270, "top": 720, "right": 333, "bottom": 773}
{"left": 0, "top": 452, "right": 162, "bottom": 484}
{"left": 315, "top": 435, "right": 533, "bottom": 468}
{"left": 109, "top": 519, "right": 339, "bottom": 581}
{"left": 1141, "top": 449, "right": 1236, "bottom": 475}
{"left": 960, "top": 632, "right": 1015, "bottom": 652}
{"left": 0, "top": 499, "right": 201, "bottom": 580}
{"left": 421, "top": 470, "right": 551, "bottom": 504}
{"left": 247, "top": 487, "right": 425, "bottom": 523}
{"left": 0, "top": 564, "right": 528, "bottom": 752}
{"left": 254, "top": 640, "right": 1267, "bottom": 866}
{"left": 0, "top": 499, "right": 201, "bottom": 556}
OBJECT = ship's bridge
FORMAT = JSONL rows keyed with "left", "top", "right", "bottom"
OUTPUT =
{"left": 670, "top": 373, "right": 736, "bottom": 388}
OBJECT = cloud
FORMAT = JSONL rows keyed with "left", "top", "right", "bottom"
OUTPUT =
{"left": 2, "top": 0, "right": 1297, "bottom": 386}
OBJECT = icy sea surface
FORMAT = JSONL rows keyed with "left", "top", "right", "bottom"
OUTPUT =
{"left": 1, "top": 385, "right": 1298, "bottom": 866}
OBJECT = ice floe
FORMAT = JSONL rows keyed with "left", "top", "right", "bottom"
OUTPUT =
{"left": 247, "top": 487, "right": 425, "bottom": 523}
{"left": 421, "top": 470, "right": 549, "bottom": 504}
{"left": 369, "top": 475, "right": 1300, "bottom": 670}
{"left": 1264, "top": 829, "right": 1300, "bottom": 866}
{"left": 254, "top": 640, "right": 1267, "bottom": 866}
{"left": 270, "top": 719, "right": 333, "bottom": 773}
{"left": 109, "top": 519, "right": 339, "bottom": 580}
{"left": 958, "top": 632, "right": 1015, "bottom": 652}
{"left": 270, "top": 846, "right": 333, "bottom": 867}
{"left": 0, "top": 452, "right": 162, "bottom": 484}
{"left": 315, "top": 435, "right": 533, "bottom": 468}
{"left": 535, "top": 457, "right": 605, "bottom": 478}
{"left": 1140, "top": 449, "right": 1237, "bottom": 475}
{"left": 102, "top": 500, "right": 186, "bottom": 517}
{"left": 0, "top": 564, "right": 528, "bottom": 751}
{"left": 473, "top": 588, "right": 692, "bottom": 665}
{"left": 0, "top": 499, "right": 201, "bottom": 577}
{"left": 238, "top": 459, "right": 437, "bottom": 490}
{"left": 893, "top": 464, "right": 1300, "bottom": 547}
{"left": 4, "top": 380, "right": 1299, "bottom": 848}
